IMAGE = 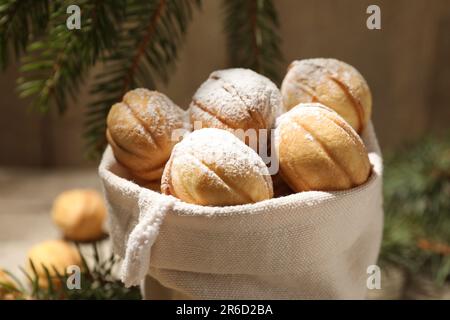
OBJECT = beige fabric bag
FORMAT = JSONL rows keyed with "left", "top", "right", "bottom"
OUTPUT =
{"left": 99, "top": 123, "right": 383, "bottom": 300}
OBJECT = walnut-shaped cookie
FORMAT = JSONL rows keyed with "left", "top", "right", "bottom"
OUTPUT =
{"left": 161, "top": 128, "right": 273, "bottom": 206}
{"left": 274, "top": 103, "right": 371, "bottom": 192}
{"left": 189, "top": 68, "right": 283, "bottom": 146}
{"left": 281, "top": 58, "right": 372, "bottom": 133}
{"left": 27, "top": 240, "right": 82, "bottom": 288}
{"left": 51, "top": 189, "right": 107, "bottom": 242}
{"left": 106, "top": 89, "right": 187, "bottom": 181}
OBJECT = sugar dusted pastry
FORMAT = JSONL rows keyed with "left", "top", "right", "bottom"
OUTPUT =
{"left": 281, "top": 58, "right": 372, "bottom": 133}
{"left": 161, "top": 128, "right": 273, "bottom": 206}
{"left": 189, "top": 68, "right": 283, "bottom": 140}
{"left": 106, "top": 89, "right": 186, "bottom": 181}
{"left": 51, "top": 189, "right": 107, "bottom": 242}
{"left": 274, "top": 103, "right": 371, "bottom": 192}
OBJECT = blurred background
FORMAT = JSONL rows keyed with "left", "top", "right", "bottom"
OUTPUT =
{"left": 1, "top": 0, "right": 450, "bottom": 166}
{"left": 0, "top": 0, "right": 449, "bottom": 299}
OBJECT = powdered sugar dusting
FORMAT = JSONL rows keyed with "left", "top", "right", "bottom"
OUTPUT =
{"left": 124, "top": 88, "right": 186, "bottom": 140}
{"left": 305, "top": 132, "right": 314, "bottom": 142}
{"left": 286, "top": 58, "right": 361, "bottom": 88}
{"left": 107, "top": 89, "right": 188, "bottom": 180}
{"left": 282, "top": 58, "right": 369, "bottom": 107}
{"left": 190, "top": 68, "right": 283, "bottom": 130}
{"left": 172, "top": 128, "right": 271, "bottom": 178}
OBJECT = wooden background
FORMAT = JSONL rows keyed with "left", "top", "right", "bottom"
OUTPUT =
{"left": 0, "top": 0, "right": 449, "bottom": 167}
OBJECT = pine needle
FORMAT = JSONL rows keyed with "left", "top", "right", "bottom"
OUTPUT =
{"left": 223, "top": 0, "right": 283, "bottom": 83}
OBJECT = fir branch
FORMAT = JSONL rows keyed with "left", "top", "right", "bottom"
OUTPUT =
{"left": 381, "top": 133, "right": 450, "bottom": 284}
{"left": 223, "top": 0, "right": 283, "bottom": 82}
{"left": 16, "top": 0, "right": 125, "bottom": 113}
{"left": 121, "top": 0, "right": 167, "bottom": 95}
{"left": 84, "top": 0, "right": 201, "bottom": 158}
{"left": 1, "top": 242, "right": 141, "bottom": 300}
{"left": 0, "top": 0, "right": 51, "bottom": 70}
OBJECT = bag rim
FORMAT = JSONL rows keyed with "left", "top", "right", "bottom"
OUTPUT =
{"left": 99, "top": 122, "right": 382, "bottom": 218}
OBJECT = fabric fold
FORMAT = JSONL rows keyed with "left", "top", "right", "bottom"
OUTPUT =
{"left": 120, "top": 190, "right": 175, "bottom": 287}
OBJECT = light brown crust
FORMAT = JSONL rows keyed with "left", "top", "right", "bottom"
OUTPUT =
{"left": 106, "top": 88, "right": 186, "bottom": 181}
{"left": 328, "top": 76, "right": 365, "bottom": 134}
{"left": 160, "top": 154, "right": 174, "bottom": 195}
{"left": 27, "top": 240, "right": 82, "bottom": 288}
{"left": 160, "top": 128, "right": 273, "bottom": 206}
{"left": 275, "top": 103, "right": 371, "bottom": 192}
{"left": 281, "top": 58, "right": 372, "bottom": 134}
{"left": 51, "top": 189, "right": 106, "bottom": 242}
{"left": 189, "top": 68, "right": 283, "bottom": 140}
{"left": 123, "top": 102, "right": 161, "bottom": 150}
{"left": 191, "top": 99, "right": 235, "bottom": 129}
{"left": 297, "top": 121, "right": 353, "bottom": 186}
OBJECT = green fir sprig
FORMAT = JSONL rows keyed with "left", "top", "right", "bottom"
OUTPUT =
{"left": 0, "top": 0, "right": 51, "bottom": 70}
{"left": 381, "top": 133, "right": 450, "bottom": 284}
{"left": 223, "top": 0, "right": 283, "bottom": 83}
{"left": 0, "top": 0, "right": 285, "bottom": 158}
{"left": 0, "top": 242, "right": 141, "bottom": 300}
{"left": 16, "top": 0, "right": 126, "bottom": 113}
{"left": 84, "top": 0, "right": 201, "bottom": 157}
